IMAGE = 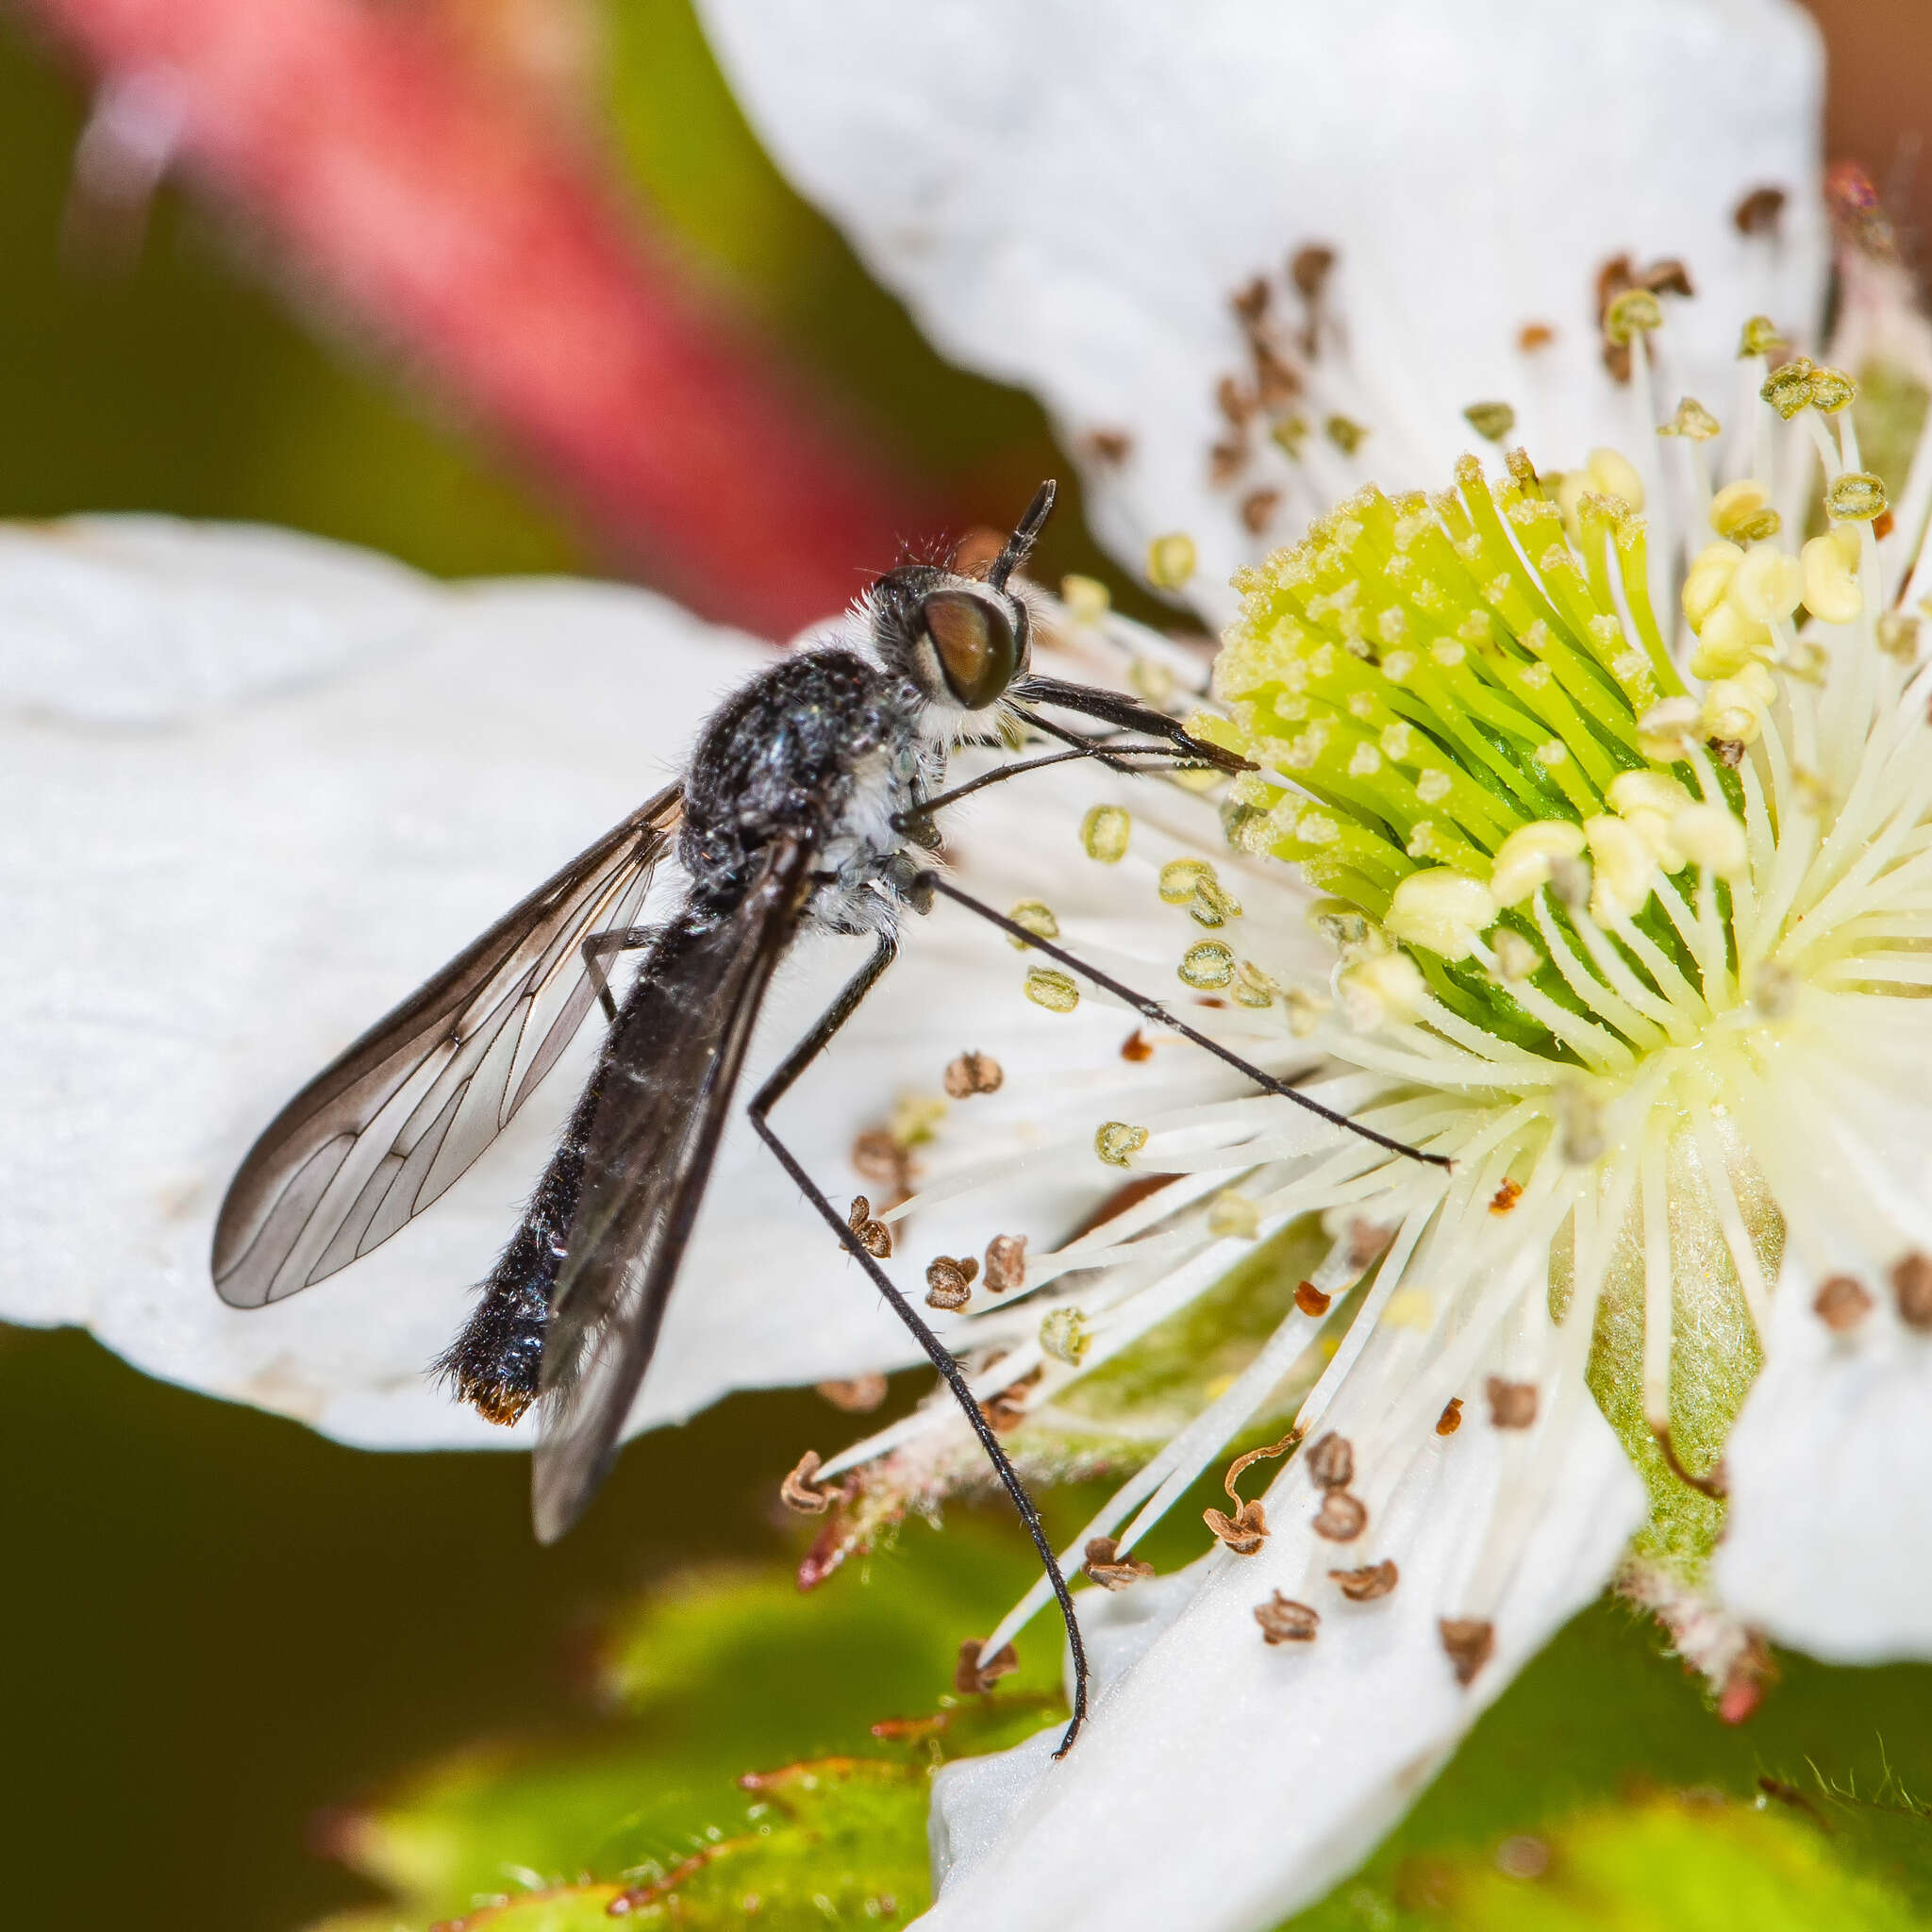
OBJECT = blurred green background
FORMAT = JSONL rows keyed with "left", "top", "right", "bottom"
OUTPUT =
{"left": 8, "top": 3, "right": 1932, "bottom": 1928}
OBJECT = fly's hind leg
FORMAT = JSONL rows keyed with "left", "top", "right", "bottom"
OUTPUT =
{"left": 745, "top": 935, "right": 1091, "bottom": 1753}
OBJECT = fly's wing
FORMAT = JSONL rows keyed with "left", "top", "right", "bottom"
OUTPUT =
{"left": 211, "top": 785, "right": 684, "bottom": 1307}
{"left": 531, "top": 838, "right": 812, "bottom": 1543}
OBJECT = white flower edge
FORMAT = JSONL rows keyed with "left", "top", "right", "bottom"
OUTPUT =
{"left": 699, "top": 0, "right": 1824, "bottom": 620}
{"left": 3, "top": 514, "right": 1256, "bottom": 1452}
{"left": 923, "top": 1304, "right": 1644, "bottom": 1931}
{"left": 1716, "top": 1256, "right": 1932, "bottom": 1658}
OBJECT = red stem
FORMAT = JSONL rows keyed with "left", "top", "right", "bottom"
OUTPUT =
{"left": 26, "top": 0, "right": 933, "bottom": 636}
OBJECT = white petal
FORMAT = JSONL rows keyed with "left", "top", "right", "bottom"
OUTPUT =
{"left": 700, "top": 0, "right": 1826, "bottom": 620}
{"left": 1715, "top": 1248, "right": 1932, "bottom": 1658}
{"left": 922, "top": 1331, "right": 1643, "bottom": 1929}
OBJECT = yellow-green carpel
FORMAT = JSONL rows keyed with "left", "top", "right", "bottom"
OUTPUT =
{"left": 1202, "top": 457, "right": 1746, "bottom": 1059}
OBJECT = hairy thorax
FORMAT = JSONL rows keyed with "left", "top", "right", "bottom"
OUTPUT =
{"left": 677, "top": 646, "right": 936, "bottom": 936}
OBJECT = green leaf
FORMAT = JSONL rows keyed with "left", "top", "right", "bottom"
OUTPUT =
{"left": 1349, "top": 1794, "right": 1919, "bottom": 1931}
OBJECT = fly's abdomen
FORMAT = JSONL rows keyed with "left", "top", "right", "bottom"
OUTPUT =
{"left": 433, "top": 1077, "right": 601, "bottom": 1425}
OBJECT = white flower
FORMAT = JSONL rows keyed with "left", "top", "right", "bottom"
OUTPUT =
{"left": 699, "top": 0, "right": 1824, "bottom": 619}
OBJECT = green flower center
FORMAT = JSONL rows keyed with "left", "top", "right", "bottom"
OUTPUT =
{"left": 1199, "top": 452, "right": 1746, "bottom": 1059}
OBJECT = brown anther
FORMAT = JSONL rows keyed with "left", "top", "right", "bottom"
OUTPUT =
{"left": 1312, "top": 1491, "right": 1368, "bottom": 1542}
{"left": 1211, "top": 1425, "right": 1300, "bottom": 1548}
{"left": 1486, "top": 1377, "right": 1539, "bottom": 1429}
{"left": 1734, "top": 185, "right": 1788, "bottom": 237}
{"left": 1208, "top": 438, "right": 1249, "bottom": 487}
{"left": 1708, "top": 736, "right": 1746, "bottom": 770}
{"left": 1891, "top": 1252, "right": 1932, "bottom": 1330}
{"left": 982, "top": 1233, "right": 1027, "bottom": 1294}
{"left": 1489, "top": 1177, "right": 1523, "bottom": 1216}
{"left": 1439, "top": 1616, "right": 1495, "bottom": 1685}
{"left": 1305, "top": 1431, "right": 1355, "bottom": 1491}
{"left": 1252, "top": 340, "right": 1301, "bottom": 407}
{"left": 1517, "top": 322, "right": 1556, "bottom": 353}
{"left": 1240, "top": 488, "right": 1281, "bottom": 535}
{"left": 851, "top": 1130, "right": 909, "bottom": 1196}
{"left": 1230, "top": 275, "right": 1270, "bottom": 325}
{"left": 1290, "top": 244, "right": 1336, "bottom": 301}
{"left": 1294, "top": 1279, "right": 1332, "bottom": 1317}
{"left": 1120, "top": 1027, "right": 1155, "bottom": 1062}
{"left": 817, "top": 1373, "right": 889, "bottom": 1413}
{"left": 1082, "top": 1535, "right": 1156, "bottom": 1591}
{"left": 980, "top": 1366, "right": 1040, "bottom": 1434}
{"left": 1348, "top": 1218, "right": 1394, "bottom": 1270}
{"left": 781, "top": 1450, "right": 837, "bottom": 1515}
{"left": 1643, "top": 258, "right": 1695, "bottom": 298}
{"left": 942, "top": 1050, "right": 1004, "bottom": 1099}
{"left": 1874, "top": 509, "right": 1896, "bottom": 542}
{"left": 924, "top": 1255, "right": 977, "bottom": 1310}
{"left": 1436, "top": 1396, "right": 1465, "bottom": 1437}
{"left": 955, "top": 1638, "right": 1019, "bottom": 1693}
{"left": 1216, "top": 374, "right": 1257, "bottom": 425}
{"left": 847, "top": 1195, "right": 892, "bottom": 1259}
{"left": 1079, "top": 427, "right": 1133, "bottom": 466}
{"left": 1255, "top": 1591, "right": 1320, "bottom": 1644}
{"left": 1203, "top": 1499, "right": 1269, "bottom": 1555}
{"left": 1328, "top": 1559, "right": 1399, "bottom": 1602}
{"left": 1813, "top": 1274, "right": 1873, "bottom": 1333}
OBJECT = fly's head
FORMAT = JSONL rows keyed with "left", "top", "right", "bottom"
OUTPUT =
{"left": 868, "top": 480, "right": 1057, "bottom": 730}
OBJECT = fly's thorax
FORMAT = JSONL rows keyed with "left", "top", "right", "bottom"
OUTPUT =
{"left": 676, "top": 644, "right": 913, "bottom": 907}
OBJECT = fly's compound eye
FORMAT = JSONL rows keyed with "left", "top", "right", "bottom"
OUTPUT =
{"left": 921, "top": 589, "right": 1020, "bottom": 709}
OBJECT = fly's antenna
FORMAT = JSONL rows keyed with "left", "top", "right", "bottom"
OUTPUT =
{"left": 988, "top": 479, "right": 1057, "bottom": 591}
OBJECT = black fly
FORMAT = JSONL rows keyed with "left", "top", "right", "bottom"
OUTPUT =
{"left": 209, "top": 481, "right": 1443, "bottom": 1749}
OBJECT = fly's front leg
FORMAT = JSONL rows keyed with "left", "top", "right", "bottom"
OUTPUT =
{"left": 746, "top": 934, "right": 1091, "bottom": 1752}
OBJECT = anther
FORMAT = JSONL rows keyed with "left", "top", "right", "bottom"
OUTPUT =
{"left": 1059, "top": 574, "right": 1110, "bottom": 622}
{"left": 1813, "top": 1275, "right": 1872, "bottom": 1333}
{"left": 1241, "top": 488, "right": 1281, "bottom": 535}
{"left": 1328, "top": 1560, "right": 1399, "bottom": 1602}
{"left": 1436, "top": 1397, "right": 1464, "bottom": 1436}
{"left": 983, "top": 1234, "right": 1026, "bottom": 1293}
{"left": 1040, "top": 1306, "right": 1092, "bottom": 1365}
{"left": 1825, "top": 472, "right": 1889, "bottom": 524}
{"left": 924, "top": 1254, "right": 978, "bottom": 1310}
{"left": 1080, "top": 428, "right": 1133, "bottom": 466}
{"left": 942, "top": 1051, "right": 1004, "bottom": 1098}
{"left": 1312, "top": 1491, "right": 1368, "bottom": 1542}
{"left": 1734, "top": 186, "right": 1787, "bottom": 237}
{"left": 1204, "top": 1500, "right": 1269, "bottom": 1554}
{"left": 1024, "top": 967, "right": 1080, "bottom": 1012}
{"left": 1660, "top": 397, "right": 1721, "bottom": 441}
{"left": 1890, "top": 1253, "right": 1932, "bottom": 1331}
{"left": 1490, "top": 1178, "right": 1523, "bottom": 1215}
{"left": 1081, "top": 804, "right": 1132, "bottom": 863}
{"left": 1486, "top": 1377, "right": 1539, "bottom": 1428}
{"left": 1604, "top": 288, "right": 1662, "bottom": 344}
{"left": 1463, "top": 402, "right": 1516, "bottom": 443}
{"left": 1305, "top": 1432, "right": 1355, "bottom": 1489}
{"left": 1007, "top": 898, "right": 1059, "bottom": 948}
{"left": 1179, "top": 941, "right": 1237, "bottom": 990}
{"left": 1255, "top": 1592, "right": 1320, "bottom": 1644}
{"left": 955, "top": 1639, "right": 1019, "bottom": 1693}
{"left": 1759, "top": 357, "right": 1816, "bottom": 419}
{"left": 1146, "top": 533, "right": 1197, "bottom": 591}
{"left": 1877, "top": 612, "right": 1922, "bottom": 660}
{"left": 1094, "top": 1121, "right": 1149, "bottom": 1167}
{"left": 847, "top": 1195, "right": 892, "bottom": 1259}
{"left": 1083, "top": 1536, "right": 1154, "bottom": 1591}
{"left": 1120, "top": 1028, "right": 1155, "bottom": 1062}
{"left": 781, "top": 1450, "right": 838, "bottom": 1515}
{"left": 1294, "top": 1279, "right": 1332, "bottom": 1317}
{"left": 1324, "top": 415, "right": 1368, "bottom": 456}
{"left": 1738, "top": 316, "right": 1788, "bottom": 358}
{"left": 817, "top": 1374, "right": 888, "bottom": 1413}
{"left": 1158, "top": 858, "right": 1214, "bottom": 904}
{"left": 1439, "top": 1617, "right": 1495, "bottom": 1685}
